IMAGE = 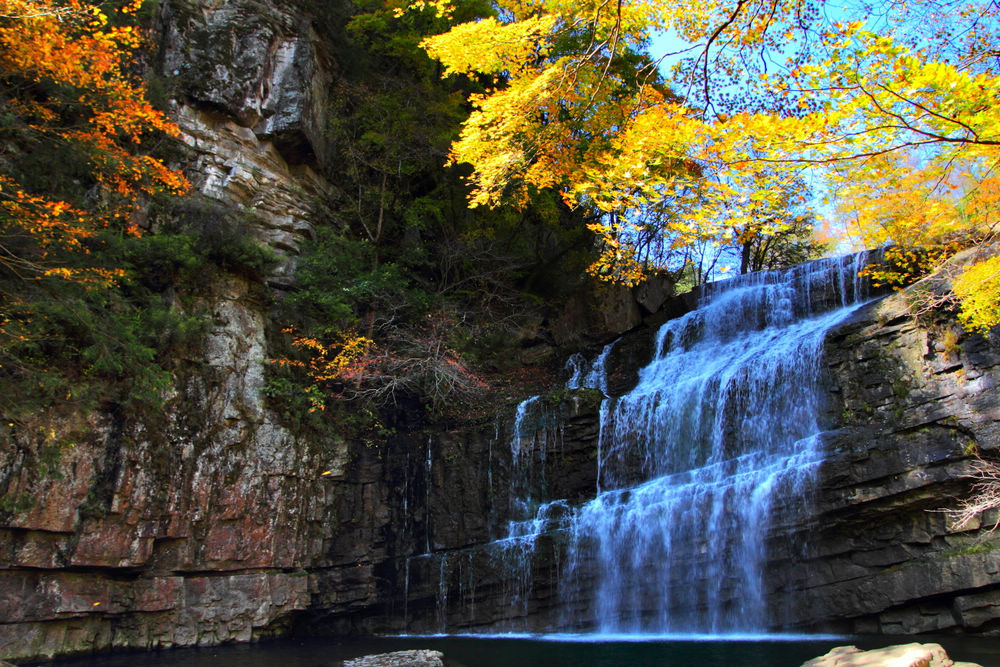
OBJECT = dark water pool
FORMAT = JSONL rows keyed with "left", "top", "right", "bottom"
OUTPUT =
{"left": 35, "top": 634, "right": 1000, "bottom": 667}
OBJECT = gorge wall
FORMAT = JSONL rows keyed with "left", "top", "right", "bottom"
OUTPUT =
{"left": 1, "top": 0, "right": 1000, "bottom": 662}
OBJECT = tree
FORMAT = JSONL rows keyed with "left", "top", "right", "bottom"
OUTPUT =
{"left": 0, "top": 0, "right": 191, "bottom": 410}
{"left": 728, "top": 176, "right": 825, "bottom": 274}
{"left": 411, "top": 0, "right": 1000, "bottom": 325}
{"left": 0, "top": 0, "right": 188, "bottom": 285}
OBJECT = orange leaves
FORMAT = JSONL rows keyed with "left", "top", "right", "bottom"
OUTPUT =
{"left": 0, "top": 0, "right": 181, "bottom": 150}
{"left": 0, "top": 175, "right": 90, "bottom": 252}
{"left": 275, "top": 327, "right": 377, "bottom": 410}
{"left": 40, "top": 266, "right": 127, "bottom": 289}
{"left": 0, "top": 0, "right": 188, "bottom": 290}
{"left": 274, "top": 311, "right": 489, "bottom": 412}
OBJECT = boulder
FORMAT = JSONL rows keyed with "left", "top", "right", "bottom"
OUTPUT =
{"left": 801, "top": 643, "right": 981, "bottom": 667}
{"left": 344, "top": 649, "right": 445, "bottom": 667}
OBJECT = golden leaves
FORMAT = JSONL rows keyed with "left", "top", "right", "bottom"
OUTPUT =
{"left": 954, "top": 255, "right": 1000, "bottom": 334}
{"left": 414, "top": 0, "right": 1000, "bottom": 323}
{"left": 275, "top": 327, "right": 377, "bottom": 411}
{"left": 422, "top": 15, "right": 559, "bottom": 77}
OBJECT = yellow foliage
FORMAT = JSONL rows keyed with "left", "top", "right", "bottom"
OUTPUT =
{"left": 954, "top": 255, "right": 1000, "bottom": 335}
{"left": 277, "top": 328, "right": 377, "bottom": 410}
{"left": 422, "top": 15, "right": 559, "bottom": 77}
{"left": 412, "top": 0, "right": 1000, "bottom": 318}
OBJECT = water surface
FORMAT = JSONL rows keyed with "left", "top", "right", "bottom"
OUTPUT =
{"left": 39, "top": 634, "right": 1000, "bottom": 667}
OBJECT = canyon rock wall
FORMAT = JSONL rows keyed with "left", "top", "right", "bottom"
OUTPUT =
{"left": 1, "top": 1, "right": 359, "bottom": 660}
{"left": 0, "top": 0, "right": 616, "bottom": 659}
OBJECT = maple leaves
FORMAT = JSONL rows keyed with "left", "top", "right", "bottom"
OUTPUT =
{"left": 414, "top": 0, "right": 1000, "bottom": 330}
{"left": 0, "top": 0, "right": 188, "bottom": 286}
{"left": 419, "top": 0, "right": 670, "bottom": 211}
{"left": 954, "top": 255, "right": 1000, "bottom": 333}
{"left": 0, "top": 0, "right": 193, "bottom": 413}
{"left": 274, "top": 328, "right": 376, "bottom": 412}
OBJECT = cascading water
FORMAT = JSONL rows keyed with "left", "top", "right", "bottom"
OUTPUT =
{"left": 420, "top": 251, "right": 876, "bottom": 635}
{"left": 561, "top": 251, "right": 875, "bottom": 633}
{"left": 565, "top": 339, "right": 616, "bottom": 395}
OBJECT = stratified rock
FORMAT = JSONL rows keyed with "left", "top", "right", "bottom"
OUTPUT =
{"left": 344, "top": 649, "right": 444, "bottom": 667}
{"left": 801, "top": 643, "right": 981, "bottom": 667}
{"left": 159, "top": 0, "right": 333, "bottom": 164}
{"left": 0, "top": 0, "right": 348, "bottom": 660}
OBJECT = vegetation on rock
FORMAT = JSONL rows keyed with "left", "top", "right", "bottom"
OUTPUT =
{"left": 0, "top": 0, "right": 200, "bottom": 416}
{"left": 267, "top": 0, "right": 597, "bottom": 425}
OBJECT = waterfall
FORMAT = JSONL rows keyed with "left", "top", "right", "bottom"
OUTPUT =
{"left": 562, "top": 252, "right": 874, "bottom": 633}
{"left": 420, "top": 251, "right": 875, "bottom": 635}
{"left": 565, "top": 339, "right": 616, "bottom": 395}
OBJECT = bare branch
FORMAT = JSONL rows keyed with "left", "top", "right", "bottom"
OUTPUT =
{"left": 945, "top": 455, "right": 1000, "bottom": 531}
{"left": 699, "top": 0, "right": 749, "bottom": 116}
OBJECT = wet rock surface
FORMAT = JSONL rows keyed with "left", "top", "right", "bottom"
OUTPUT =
{"left": 777, "top": 285, "right": 1000, "bottom": 635}
{"left": 4, "top": 242, "right": 1000, "bottom": 659}
{"left": 343, "top": 273, "right": 1000, "bottom": 637}
{"left": 3, "top": 220, "right": 1000, "bottom": 659}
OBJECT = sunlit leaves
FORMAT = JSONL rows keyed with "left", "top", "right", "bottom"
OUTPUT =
{"left": 954, "top": 255, "right": 1000, "bottom": 333}
{"left": 422, "top": 15, "right": 559, "bottom": 76}
{"left": 415, "top": 0, "right": 1000, "bottom": 328}
{"left": 274, "top": 328, "right": 376, "bottom": 412}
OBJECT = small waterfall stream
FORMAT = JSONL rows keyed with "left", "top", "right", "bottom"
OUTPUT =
{"left": 421, "top": 252, "right": 875, "bottom": 635}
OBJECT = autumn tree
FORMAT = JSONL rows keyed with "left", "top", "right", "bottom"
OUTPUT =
{"left": 0, "top": 0, "right": 192, "bottom": 412}
{"left": 0, "top": 0, "right": 187, "bottom": 280}
{"left": 412, "top": 0, "right": 1000, "bottom": 327}
{"left": 268, "top": 0, "right": 597, "bottom": 423}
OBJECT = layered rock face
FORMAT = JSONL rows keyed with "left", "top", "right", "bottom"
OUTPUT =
{"left": 0, "top": 0, "right": 597, "bottom": 658}
{"left": 0, "top": 0, "right": 359, "bottom": 660}
{"left": 777, "top": 286, "right": 1000, "bottom": 634}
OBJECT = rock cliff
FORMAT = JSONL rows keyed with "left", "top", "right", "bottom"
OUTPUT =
{"left": 1, "top": 0, "right": 1000, "bottom": 662}
{"left": 781, "top": 276, "right": 1000, "bottom": 635}
{"left": 0, "top": 0, "right": 354, "bottom": 660}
